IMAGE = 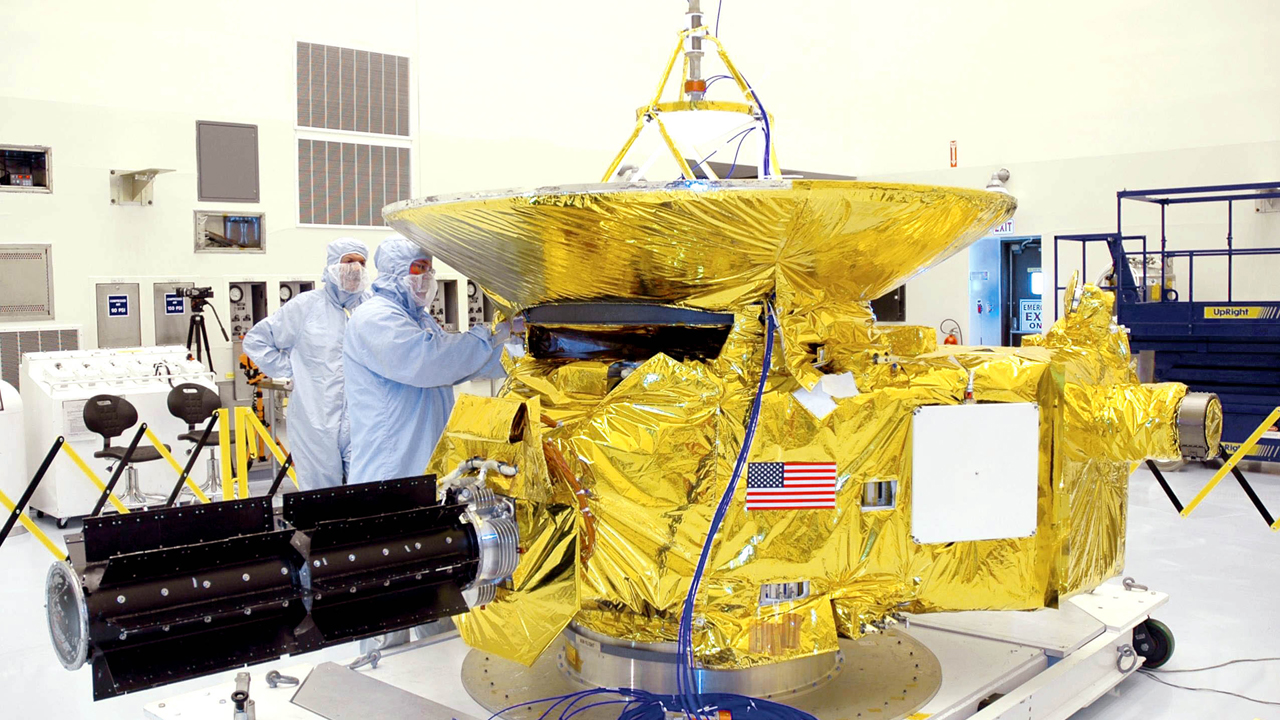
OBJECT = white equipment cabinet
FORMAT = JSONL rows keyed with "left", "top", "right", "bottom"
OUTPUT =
{"left": 21, "top": 346, "right": 220, "bottom": 524}
{"left": 0, "top": 381, "right": 27, "bottom": 535}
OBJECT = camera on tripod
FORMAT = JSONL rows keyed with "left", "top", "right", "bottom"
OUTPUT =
{"left": 180, "top": 286, "right": 229, "bottom": 371}
{"left": 178, "top": 286, "right": 215, "bottom": 308}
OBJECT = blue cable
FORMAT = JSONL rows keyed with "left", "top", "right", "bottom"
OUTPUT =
{"left": 682, "top": 126, "right": 756, "bottom": 181}
{"left": 676, "top": 302, "right": 779, "bottom": 716}
{"left": 725, "top": 127, "right": 756, "bottom": 179}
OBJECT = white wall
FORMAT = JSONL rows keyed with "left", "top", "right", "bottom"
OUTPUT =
{"left": 3, "top": 0, "right": 1278, "bottom": 352}
{"left": 0, "top": 0, "right": 420, "bottom": 363}
{"left": 411, "top": 0, "right": 1280, "bottom": 342}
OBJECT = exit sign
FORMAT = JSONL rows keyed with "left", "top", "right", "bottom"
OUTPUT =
{"left": 992, "top": 219, "right": 1016, "bottom": 235}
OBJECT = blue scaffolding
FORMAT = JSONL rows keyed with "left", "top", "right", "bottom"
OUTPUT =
{"left": 1055, "top": 181, "right": 1280, "bottom": 462}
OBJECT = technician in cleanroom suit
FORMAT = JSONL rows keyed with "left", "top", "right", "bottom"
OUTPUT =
{"left": 344, "top": 237, "right": 512, "bottom": 485}
{"left": 242, "top": 237, "right": 371, "bottom": 490}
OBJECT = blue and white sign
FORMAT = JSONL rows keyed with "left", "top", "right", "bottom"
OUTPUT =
{"left": 164, "top": 293, "right": 185, "bottom": 315}
{"left": 107, "top": 294, "right": 130, "bottom": 318}
{"left": 1020, "top": 299, "right": 1042, "bottom": 333}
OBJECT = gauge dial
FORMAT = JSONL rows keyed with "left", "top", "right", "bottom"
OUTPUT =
{"left": 280, "top": 285, "right": 293, "bottom": 302}
{"left": 228, "top": 285, "right": 244, "bottom": 303}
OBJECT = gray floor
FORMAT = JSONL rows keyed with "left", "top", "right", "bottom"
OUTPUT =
{"left": 1, "top": 465, "right": 1277, "bottom": 719}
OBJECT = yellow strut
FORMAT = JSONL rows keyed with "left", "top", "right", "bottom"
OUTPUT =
{"left": 602, "top": 27, "right": 781, "bottom": 182}
{"left": 1181, "top": 406, "right": 1280, "bottom": 531}
{"left": 218, "top": 408, "right": 234, "bottom": 500}
{"left": 0, "top": 490, "right": 66, "bottom": 560}
{"left": 234, "top": 407, "right": 250, "bottom": 499}
{"left": 60, "top": 444, "right": 130, "bottom": 515}
{"left": 242, "top": 411, "right": 299, "bottom": 489}
{"left": 142, "top": 427, "right": 211, "bottom": 504}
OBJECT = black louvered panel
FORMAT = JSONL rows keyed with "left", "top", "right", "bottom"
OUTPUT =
{"left": 370, "top": 53, "right": 385, "bottom": 135}
{"left": 340, "top": 48, "right": 356, "bottom": 132}
{"left": 397, "top": 147, "right": 411, "bottom": 203}
{"left": 299, "top": 140, "right": 314, "bottom": 224}
{"left": 325, "top": 141, "right": 342, "bottom": 225}
{"left": 297, "top": 42, "right": 311, "bottom": 127}
{"left": 324, "top": 46, "right": 341, "bottom": 130}
{"left": 385, "top": 146, "right": 399, "bottom": 206}
{"left": 311, "top": 140, "right": 328, "bottom": 223}
{"left": 356, "top": 144, "right": 371, "bottom": 226}
{"left": 370, "top": 145, "right": 386, "bottom": 226}
{"left": 0, "top": 332, "right": 18, "bottom": 390}
{"left": 310, "top": 44, "right": 327, "bottom": 128}
{"left": 341, "top": 143, "right": 357, "bottom": 226}
{"left": 18, "top": 331, "right": 39, "bottom": 357}
{"left": 395, "top": 56, "right": 410, "bottom": 136}
{"left": 355, "top": 50, "right": 370, "bottom": 134}
{"left": 299, "top": 43, "right": 408, "bottom": 137}
{"left": 60, "top": 329, "right": 79, "bottom": 351}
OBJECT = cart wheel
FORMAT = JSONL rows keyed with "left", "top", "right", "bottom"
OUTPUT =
{"left": 55, "top": 517, "right": 70, "bottom": 529}
{"left": 34, "top": 509, "right": 45, "bottom": 519}
{"left": 1134, "top": 618, "right": 1175, "bottom": 669}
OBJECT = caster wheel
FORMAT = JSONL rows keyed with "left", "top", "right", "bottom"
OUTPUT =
{"left": 34, "top": 509, "right": 45, "bottom": 519}
{"left": 1134, "top": 618, "right": 1175, "bottom": 669}
{"left": 55, "top": 517, "right": 70, "bottom": 529}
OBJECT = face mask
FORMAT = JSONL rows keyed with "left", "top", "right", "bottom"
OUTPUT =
{"left": 327, "top": 262, "right": 368, "bottom": 294}
{"left": 404, "top": 269, "right": 437, "bottom": 308}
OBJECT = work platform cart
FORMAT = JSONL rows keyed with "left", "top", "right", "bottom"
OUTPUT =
{"left": 1055, "top": 181, "right": 1280, "bottom": 462}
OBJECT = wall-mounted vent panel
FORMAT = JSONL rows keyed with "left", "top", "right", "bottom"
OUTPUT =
{"left": 0, "top": 325, "right": 79, "bottom": 391}
{"left": 197, "top": 121, "right": 260, "bottom": 203}
{"left": 298, "top": 140, "right": 410, "bottom": 226}
{"left": 0, "top": 244, "right": 55, "bottom": 320}
{"left": 297, "top": 42, "right": 410, "bottom": 137}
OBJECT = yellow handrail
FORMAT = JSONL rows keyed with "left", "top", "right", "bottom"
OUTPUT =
{"left": 218, "top": 408, "right": 235, "bottom": 500}
{"left": 60, "top": 444, "right": 130, "bottom": 515}
{"left": 241, "top": 409, "right": 299, "bottom": 489}
{"left": 143, "top": 427, "right": 211, "bottom": 504}
{"left": 234, "top": 408, "right": 250, "bottom": 499}
{"left": 1181, "top": 406, "right": 1280, "bottom": 531}
{"left": 0, "top": 490, "right": 66, "bottom": 560}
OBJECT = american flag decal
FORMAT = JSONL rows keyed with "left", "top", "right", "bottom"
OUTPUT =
{"left": 745, "top": 462, "right": 838, "bottom": 510}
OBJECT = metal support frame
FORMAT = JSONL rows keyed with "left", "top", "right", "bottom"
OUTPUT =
{"left": 267, "top": 454, "right": 295, "bottom": 498}
{"left": 90, "top": 424, "right": 147, "bottom": 517}
{"left": 0, "top": 437, "right": 66, "bottom": 556}
{"left": 164, "top": 415, "right": 219, "bottom": 507}
{"left": 1144, "top": 460, "right": 1183, "bottom": 513}
{"left": 1181, "top": 406, "right": 1280, "bottom": 530}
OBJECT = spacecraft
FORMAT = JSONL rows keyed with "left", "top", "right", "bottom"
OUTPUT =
{"left": 41, "top": 2, "right": 1219, "bottom": 714}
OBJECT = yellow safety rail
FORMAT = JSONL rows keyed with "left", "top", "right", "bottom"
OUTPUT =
{"left": 601, "top": 26, "right": 779, "bottom": 183}
{"left": 217, "top": 407, "right": 298, "bottom": 499}
{"left": 218, "top": 408, "right": 235, "bottom": 500}
{"left": 60, "top": 443, "right": 130, "bottom": 515}
{"left": 0, "top": 490, "right": 66, "bottom": 560}
{"left": 142, "top": 427, "right": 211, "bottom": 504}
{"left": 239, "top": 408, "right": 298, "bottom": 490}
{"left": 1181, "top": 405, "right": 1280, "bottom": 531}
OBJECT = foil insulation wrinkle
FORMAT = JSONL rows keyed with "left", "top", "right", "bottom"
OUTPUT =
{"left": 403, "top": 183, "right": 1194, "bottom": 671}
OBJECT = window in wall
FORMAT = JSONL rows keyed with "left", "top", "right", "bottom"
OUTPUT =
{"left": 1, "top": 145, "right": 52, "bottom": 193}
{"left": 296, "top": 42, "right": 412, "bottom": 227}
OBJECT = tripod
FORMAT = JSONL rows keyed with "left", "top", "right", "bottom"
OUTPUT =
{"left": 186, "top": 298, "right": 230, "bottom": 373}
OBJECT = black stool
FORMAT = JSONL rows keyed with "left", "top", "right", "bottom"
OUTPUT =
{"left": 167, "top": 383, "right": 225, "bottom": 498}
{"left": 82, "top": 394, "right": 170, "bottom": 508}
